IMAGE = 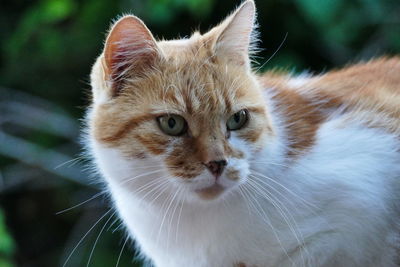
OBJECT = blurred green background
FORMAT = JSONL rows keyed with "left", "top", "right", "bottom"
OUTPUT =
{"left": 0, "top": 0, "right": 399, "bottom": 266}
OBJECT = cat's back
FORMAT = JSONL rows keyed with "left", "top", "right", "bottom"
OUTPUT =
{"left": 260, "top": 57, "right": 400, "bottom": 136}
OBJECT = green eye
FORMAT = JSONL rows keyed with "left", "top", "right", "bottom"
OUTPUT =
{"left": 227, "top": 109, "right": 249, "bottom": 131}
{"left": 157, "top": 114, "right": 187, "bottom": 136}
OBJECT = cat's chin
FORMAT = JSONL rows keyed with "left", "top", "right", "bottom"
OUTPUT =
{"left": 195, "top": 183, "right": 225, "bottom": 200}
{"left": 186, "top": 171, "right": 246, "bottom": 201}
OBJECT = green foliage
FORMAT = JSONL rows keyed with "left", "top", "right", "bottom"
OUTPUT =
{"left": 295, "top": 0, "right": 343, "bottom": 26}
{"left": 146, "top": 0, "right": 213, "bottom": 23}
{"left": 0, "top": 209, "right": 15, "bottom": 267}
{"left": 5, "top": 0, "right": 76, "bottom": 59}
{"left": 289, "top": 0, "right": 400, "bottom": 66}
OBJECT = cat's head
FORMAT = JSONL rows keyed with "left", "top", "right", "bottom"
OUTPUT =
{"left": 89, "top": 0, "right": 275, "bottom": 202}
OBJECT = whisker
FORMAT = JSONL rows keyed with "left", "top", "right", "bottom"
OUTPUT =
{"left": 247, "top": 179, "right": 309, "bottom": 267}
{"left": 62, "top": 209, "right": 113, "bottom": 267}
{"left": 112, "top": 221, "right": 125, "bottom": 234}
{"left": 157, "top": 187, "right": 181, "bottom": 249}
{"left": 175, "top": 191, "right": 185, "bottom": 243}
{"left": 247, "top": 180, "right": 299, "bottom": 240}
{"left": 250, "top": 170, "right": 318, "bottom": 210}
{"left": 54, "top": 156, "right": 86, "bottom": 170}
{"left": 240, "top": 185, "right": 294, "bottom": 266}
{"left": 250, "top": 174, "right": 317, "bottom": 214}
{"left": 115, "top": 236, "right": 129, "bottom": 267}
{"left": 86, "top": 211, "right": 116, "bottom": 267}
{"left": 252, "top": 159, "right": 318, "bottom": 180}
{"left": 56, "top": 191, "right": 105, "bottom": 215}
{"left": 130, "top": 163, "right": 166, "bottom": 170}
{"left": 255, "top": 32, "right": 288, "bottom": 72}
{"left": 138, "top": 179, "right": 170, "bottom": 206}
{"left": 134, "top": 177, "right": 167, "bottom": 195}
{"left": 238, "top": 186, "right": 252, "bottom": 217}
{"left": 119, "top": 169, "right": 165, "bottom": 186}
{"left": 107, "top": 216, "right": 121, "bottom": 232}
{"left": 252, "top": 160, "right": 291, "bottom": 168}
{"left": 168, "top": 189, "right": 183, "bottom": 246}
{"left": 148, "top": 183, "right": 173, "bottom": 241}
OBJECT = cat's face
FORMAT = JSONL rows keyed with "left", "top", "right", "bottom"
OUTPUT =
{"left": 89, "top": 1, "right": 273, "bottom": 201}
{"left": 92, "top": 59, "right": 270, "bottom": 200}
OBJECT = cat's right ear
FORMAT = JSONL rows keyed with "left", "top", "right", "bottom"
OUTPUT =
{"left": 97, "top": 15, "right": 162, "bottom": 100}
{"left": 203, "top": 0, "right": 257, "bottom": 68}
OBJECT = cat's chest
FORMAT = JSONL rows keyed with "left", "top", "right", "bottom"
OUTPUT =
{"left": 114, "top": 193, "right": 284, "bottom": 267}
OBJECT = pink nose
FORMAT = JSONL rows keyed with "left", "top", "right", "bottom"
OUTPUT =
{"left": 205, "top": 160, "right": 227, "bottom": 178}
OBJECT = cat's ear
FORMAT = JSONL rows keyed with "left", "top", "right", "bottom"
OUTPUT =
{"left": 208, "top": 0, "right": 257, "bottom": 67}
{"left": 102, "top": 15, "right": 162, "bottom": 97}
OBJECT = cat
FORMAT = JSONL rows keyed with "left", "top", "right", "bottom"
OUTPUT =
{"left": 86, "top": 0, "right": 400, "bottom": 266}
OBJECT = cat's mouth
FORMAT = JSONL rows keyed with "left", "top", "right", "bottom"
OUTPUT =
{"left": 195, "top": 183, "right": 225, "bottom": 200}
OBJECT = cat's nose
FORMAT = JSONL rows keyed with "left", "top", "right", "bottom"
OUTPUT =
{"left": 205, "top": 160, "right": 228, "bottom": 178}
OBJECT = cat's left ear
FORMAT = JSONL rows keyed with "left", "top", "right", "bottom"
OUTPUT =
{"left": 209, "top": 0, "right": 257, "bottom": 67}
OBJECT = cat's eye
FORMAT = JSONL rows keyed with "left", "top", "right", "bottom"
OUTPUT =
{"left": 227, "top": 109, "right": 249, "bottom": 131}
{"left": 157, "top": 114, "right": 187, "bottom": 136}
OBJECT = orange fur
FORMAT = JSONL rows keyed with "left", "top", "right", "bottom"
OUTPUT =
{"left": 311, "top": 57, "right": 400, "bottom": 134}
{"left": 90, "top": 10, "right": 273, "bottom": 182}
{"left": 87, "top": 2, "right": 400, "bottom": 266}
{"left": 259, "top": 57, "right": 400, "bottom": 156}
{"left": 91, "top": 13, "right": 400, "bottom": 179}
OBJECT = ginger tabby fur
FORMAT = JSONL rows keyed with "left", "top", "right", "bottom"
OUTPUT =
{"left": 86, "top": 1, "right": 400, "bottom": 266}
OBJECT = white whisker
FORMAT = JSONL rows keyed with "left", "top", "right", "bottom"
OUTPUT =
{"left": 62, "top": 209, "right": 113, "bottom": 267}
{"left": 56, "top": 191, "right": 105, "bottom": 215}
{"left": 247, "top": 179, "right": 309, "bottom": 267}
{"left": 54, "top": 156, "right": 86, "bottom": 170}
{"left": 157, "top": 187, "right": 181, "bottom": 250}
{"left": 86, "top": 211, "right": 116, "bottom": 267}
{"left": 115, "top": 236, "right": 129, "bottom": 267}
{"left": 138, "top": 179, "right": 170, "bottom": 206}
{"left": 250, "top": 170, "right": 318, "bottom": 210}
{"left": 240, "top": 185, "right": 294, "bottom": 266}
{"left": 119, "top": 169, "right": 165, "bottom": 186}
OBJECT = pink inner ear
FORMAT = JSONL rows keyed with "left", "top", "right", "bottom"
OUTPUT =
{"left": 104, "top": 16, "right": 159, "bottom": 96}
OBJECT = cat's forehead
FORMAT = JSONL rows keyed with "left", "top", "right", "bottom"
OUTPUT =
{"left": 157, "top": 34, "right": 213, "bottom": 63}
{"left": 117, "top": 37, "right": 263, "bottom": 118}
{"left": 150, "top": 64, "right": 257, "bottom": 117}
{"left": 150, "top": 69, "right": 239, "bottom": 116}
{"left": 121, "top": 57, "right": 256, "bottom": 117}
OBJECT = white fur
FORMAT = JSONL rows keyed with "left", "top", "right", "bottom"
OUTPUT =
{"left": 87, "top": 1, "right": 399, "bottom": 265}
{"left": 88, "top": 93, "right": 400, "bottom": 266}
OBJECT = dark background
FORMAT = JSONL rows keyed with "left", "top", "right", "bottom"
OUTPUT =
{"left": 1, "top": 0, "right": 399, "bottom": 266}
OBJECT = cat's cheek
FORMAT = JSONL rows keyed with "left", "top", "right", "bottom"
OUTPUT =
{"left": 227, "top": 136, "right": 250, "bottom": 157}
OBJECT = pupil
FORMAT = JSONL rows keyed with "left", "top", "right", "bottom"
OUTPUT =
{"left": 168, "top": 118, "right": 176, "bottom": 128}
{"left": 234, "top": 113, "right": 241, "bottom": 123}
